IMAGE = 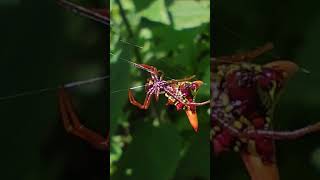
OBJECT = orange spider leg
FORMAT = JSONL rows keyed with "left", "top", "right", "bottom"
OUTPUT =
{"left": 166, "top": 75, "right": 196, "bottom": 84}
{"left": 90, "top": 8, "right": 109, "bottom": 17}
{"left": 140, "top": 64, "right": 159, "bottom": 73}
{"left": 56, "top": 0, "right": 109, "bottom": 25}
{"left": 216, "top": 42, "right": 274, "bottom": 63}
{"left": 129, "top": 62, "right": 159, "bottom": 75}
{"left": 58, "top": 88, "right": 108, "bottom": 150}
{"left": 128, "top": 89, "right": 152, "bottom": 109}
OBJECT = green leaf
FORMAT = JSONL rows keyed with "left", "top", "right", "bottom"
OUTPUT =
{"left": 138, "top": 0, "right": 170, "bottom": 25}
{"left": 112, "top": 122, "right": 182, "bottom": 180}
{"left": 110, "top": 51, "right": 130, "bottom": 135}
{"left": 133, "top": 0, "right": 156, "bottom": 12}
{"left": 148, "top": 24, "right": 199, "bottom": 62}
{"left": 169, "top": 0, "right": 210, "bottom": 30}
{"left": 174, "top": 125, "right": 210, "bottom": 179}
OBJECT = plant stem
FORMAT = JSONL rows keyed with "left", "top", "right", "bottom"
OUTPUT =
{"left": 115, "top": 0, "right": 142, "bottom": 64}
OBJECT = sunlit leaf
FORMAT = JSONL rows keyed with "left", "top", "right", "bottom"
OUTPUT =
{"left": 138, "top": 0, "right": 170, "bottom": 25}
{"left": 169, "top": 0, "right": 210, "bottom": 30}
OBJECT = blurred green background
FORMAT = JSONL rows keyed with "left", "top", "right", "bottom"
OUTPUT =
{"left": 214, "top": 0, "right": 320, "bottom": 179}
{"left": 0, "top": 0, "right": 106, "bottom": 179}
{"left": 110, "top": 0, "right": 210, "bottom": 180}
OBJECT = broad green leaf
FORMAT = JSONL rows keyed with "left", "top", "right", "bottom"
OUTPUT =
{"left": 169, "top": 0, "right": 210, "bottom": 30}
{"left": 112, "top": 122, "right": 182, "bottom": 180}
{"left": 138, "top": 0, "right": 170, "bottom": 25}
{"left": 174, "top": 125, "right": 210, "bottom": 179}
{"left": 133, "top": 0, "right": 156, "bottom": 12}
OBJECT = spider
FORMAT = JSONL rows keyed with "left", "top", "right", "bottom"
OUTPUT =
{"left": 56, "top": 0, "right": 109, "bottom": 150}
{"left": 57, "top": 0, "right": 109, "bottom": 25}
{"left": 128, "top": 62, "right": 210, "bottom": 132}
{"left": 212, "top": 43, "right": 320, "bottom": 179}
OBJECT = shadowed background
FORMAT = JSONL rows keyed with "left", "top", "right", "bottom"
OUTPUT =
{"left": 0, "top": 0, "right": 107, "bottom": 179}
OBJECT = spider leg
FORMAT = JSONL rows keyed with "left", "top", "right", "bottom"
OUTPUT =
{"left": 188, "top": 100, "right": 211, "bottom": 106}
{"left": 216, "top": 42, "right": 274, "bottom": 63}
{"left": 128, "top": 89, "right": 152, "bottom": 109}
{"left": 219, "top": 117, "right": 320, "bottom": 140}
{"left": 166, "top": 75, "right": 196, "bottom": 84}
{"left": 264, "top": 60, "right": 299, "bottom": 80}
{"left": 56, "top": 0, "right": 109, "bottom": 25}
{"left": 155, "top": 88, "right": 160, "bottom": 102}
{"left": 247, "top": 121, "right": 320, "bottom": 140}
{"left": 58, "top": 88, "right": 108, "bottom": 150}
{"left": 128, "top": 62, "right": 159, "bottom": 75}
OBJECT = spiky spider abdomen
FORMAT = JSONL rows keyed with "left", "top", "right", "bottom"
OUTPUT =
{"left": 165, "top": 81, "right": 201, "bottom": 112}
{"left": 212, "top": 62, "right": 285, "bottom": 162}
